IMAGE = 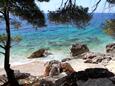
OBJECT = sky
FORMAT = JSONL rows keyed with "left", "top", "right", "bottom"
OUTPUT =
{"left": 36, "top": 0, "right": 115, "bottom": 13}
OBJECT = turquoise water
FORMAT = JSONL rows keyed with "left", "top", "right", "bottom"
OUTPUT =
{"left": 0, "top": 13, "right": 115, "bottom": 67}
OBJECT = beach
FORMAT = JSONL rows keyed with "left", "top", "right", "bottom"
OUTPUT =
{"left": 1, "top": 58, "right": 115, "bottom": 76}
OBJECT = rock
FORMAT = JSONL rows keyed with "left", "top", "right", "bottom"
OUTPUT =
{"left": 77, "top": 78, "right": 115, "bottom": 86}
{"left": 61, "top": 58, "right": 73, "bottom": 62}
{"left": 44, "top": 60, "right": 61, "bottom": 77}
{"left": 14, "top": 71, "right": 30, "bottom": 79}
{"left": 106, "top": 43, "right": 115, "bottom": 55}
{"left": 44, "top": 60, "right": 75, "bottom": 76}
{"left": 38, "top": 79, "right": 54, "bottom": 86}
{"left": 60, "top": 62, "right": 75, "bottom": 75}
{"left": 70, "top": 43, "right": 89, "bottom": 56}
{"left": 61, "top": 68, "right": 115, "bottom": 86}
{"left": 49, "top": 64, "right": 61, "bottom": 77}
{"left": 82, "top": 52, "right": 96, "bottom": 60}
{"left": 82, "top": 52, "right": 112, "bottom": 64}
{"left": 17, "top": 68, "right": 115, "bottom": 86}
{"left": 0, "top": 70, "right": 31, "bottom": 86}
{"left": 0, "top": 75, "right": 7, "bottom": 86}
{"left": 84, "top": 59, "right": 93, "bottom": 63}
{"left": 28, "top": 49, "right": 46, "bottom": 58}
{"left": 18, "top": 75, "right": 39, "bottom": 86}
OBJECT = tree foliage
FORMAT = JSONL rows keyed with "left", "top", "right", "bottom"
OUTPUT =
{"left": 104, "top": 19, "right": 115, "bottom": 36}
{"left": 107, "top": 0, "right": 115, "bottom": 4}
{"left": 0, "top": 0, "right": 50, "bottom": 85}
{"left": 48, "top": 0, "right": 92, "bottom": 28}
{"left": 0, "top": 0, "right": 50, "bottom": 27}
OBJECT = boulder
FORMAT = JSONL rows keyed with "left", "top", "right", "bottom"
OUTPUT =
{"left": 44, "top": 60, "right": 61, "bottom": 77}
{"left": 0, "top": 71, "right": 35, "bottom": 86}
{"left": 28, "top": 49, "right": 46, "bottom": 58}
{"left": 60, "top": 62, "right": 75, "bottom": 75}
{"left": 15, "top": 68, "right": 115, "bottom": 86}
{"left": 106, "top": 43, "right": 115, "bottom": 55}
{"left": 61, "top": 68, "right": 115, "bottom": 86}
{"left": 82, "top": 52, "right": 112, "bottom": 64}
{"left": 41, "top": 68, "right": 115, "bottom": 86}
{"left": 44, "top": 60, "right": 75, "bottom": 76}
{"left": 14, "top": 70, "right": 30, "bottom": 79}
{"left": 70, "top": 43, "right": 89, "bottom": 56}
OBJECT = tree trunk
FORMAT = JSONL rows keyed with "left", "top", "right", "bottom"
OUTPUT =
{"left": 4, "top": 0, "right": 20, "bottom": 86}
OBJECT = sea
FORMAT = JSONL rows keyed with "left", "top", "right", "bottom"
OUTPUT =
{"left": 0, "top": 13, "right": 115, "bottom": 67}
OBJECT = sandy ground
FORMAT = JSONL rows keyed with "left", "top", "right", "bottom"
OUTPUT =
{"left": 0, "top": 61, "right": 46, "bottom": 76}
{"left": 0, "top": 59, "right": 115, "bottom": 76}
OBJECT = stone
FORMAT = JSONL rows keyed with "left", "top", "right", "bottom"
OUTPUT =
{"left": 61, "top": 68, "right": 115, "bottom": 86}
{"left": 36, "top": 79, "right": 54, "bottom": 86}
{"left": 28, "top": 49, "right": 46, "bottom": 58}
{"left": 17, "top": 68, "right": 115, "bottom": 86}
{"left": 61, "top": 58, "right": 73, "bottom": 62}
{"left": 0, "top": 75, "right": 7, "bottom": 86}
{"left": 49, "top": 64, "right": 61, "bottom": 77}
{"left": 14, "top": 72, "right": 30, "bottom": 79}
{"left": 70, "top": 43, "right": 89, "bottom": 56}
{"left": 106, "top": 43, "right": 115, "bottom": 55}
{"left": 44, "top": 60, "right": 75, "bottom": 76}
{"left": 18, "top": 75, "right": 38, "bottom": 85}
{"left": 60, "top": 62, "right": 75, "bottom": 75}
{"left": 44, "top": 60, "right": 61, "bottom": 77}
{"left": 82, "top": 52, "right": 96, "bottom": 60}
{"left": 82, "top": 52, "right": 112, "bottom": 64}
{"left": 84, "top": 59, "right": 93, "bottom": 63}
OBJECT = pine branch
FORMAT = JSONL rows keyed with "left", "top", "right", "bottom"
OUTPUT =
{"left": 0, "top": 45, "right": 5, "bottom": 49}
{"left": 91, "top": 0, "right": 102, "bottom": 13}
{"left": 0, "top": 10, "right": 4, "bottom": 15}
{"left": 0, "top": 51, "right": 5, "bottom": 55}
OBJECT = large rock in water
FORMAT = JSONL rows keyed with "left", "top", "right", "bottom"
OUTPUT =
{"left": 70, "top": 43, "right": 89, "bottom": 56}
{"left": 28, "top": 49, "right": 46, "bottom": 58}
{"left": 106, "top": 43, "right": 115, "bottom": 56}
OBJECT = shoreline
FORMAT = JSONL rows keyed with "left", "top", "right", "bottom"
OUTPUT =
{"left": 0, "top": 47, "right": 106, "bottom": 68}
{"left": 1, "top": 59, "right": 115, "bottom": 76}
{"left": 0, "top": 51, "right": 69, "bottom": 68}
{"left": 0, "top": 60, "right": 46, "bottom": 76}
{"left": 0, "top": 42, "right": 115, "bottom": 76}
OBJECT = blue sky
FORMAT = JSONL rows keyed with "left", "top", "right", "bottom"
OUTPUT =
{"left": 36, "top": 0, "right": 115, "bottom": 13}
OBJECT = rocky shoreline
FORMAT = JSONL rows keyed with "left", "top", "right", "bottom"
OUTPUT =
{"left": 0, "top": 43, "right": 115, "bottom": 86}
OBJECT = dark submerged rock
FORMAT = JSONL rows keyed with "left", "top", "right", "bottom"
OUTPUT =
{"left": 28, "top": 49, "right": 46, "bottom": 58}
{"left": 70, "top": 43, "right": 89, "bottom": 56}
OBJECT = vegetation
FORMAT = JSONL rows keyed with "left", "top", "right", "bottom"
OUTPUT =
{"left": 48, "top": 0, "right": 92, "bottom": 28}
{"left": 104, "top": 19, "right": 115, "bottom": 36}
{"left": 0, "top": 0, "right": 49, "bottom": 85}
{"left": 103, "top": 0, "right": 115, "bottom": 36}
{"left": 0, "top": 0, "right": 114, "bottom": 85}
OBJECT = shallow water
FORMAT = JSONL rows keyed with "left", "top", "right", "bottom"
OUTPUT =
{"left": 0, "top": 13, "right": 115, "bottom": 67}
